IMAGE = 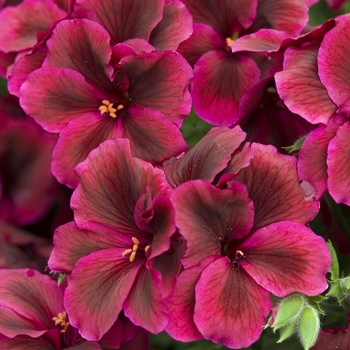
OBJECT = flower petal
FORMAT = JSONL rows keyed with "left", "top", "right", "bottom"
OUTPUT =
{"left": 239, "top": 221, "right": 330, "bottom": 296}
{"left": 48, "top": 221, "right": 131, "bottom": 274}
{"left": 123, "top": 105, "right": 188, "bottom": 165}
{"left": 298, "top": 121, "right": 337, "bottom": 199}
{"left": 65, "top": 249, "right": 142, "bottom": 341}
{"left": 163, "top": 126, "right": 246, "bottom": 187}
{"left": 150, "top": 0, "right": 193, "bottom": 51}
{"left": 235, "top": 143, "right": 319, "bottom": 230}
{"left": 121, "top": 50, "right": 193, "bottom": 125}
{"left": 76, "top": 0, "right": 164, "bottom": 45}
{"left": 327, "top": 122, "right": 350, "bottom": 205}
{"left": 192, "top": 50, "right": 260, "bottom": 126}
{"left": 275, "top": 43, "right": 336, "bottom": 125}
{"left": 20, "top": 68, "right": 107, "bottom": 132}
{"left": 194, "top": 257, "right": 271, "bottom": 349}
{"left": 44, "top": 18, "right": 113, "bottom": 87}
{"left": 51, "top": 112, "right": 119, "bottom": 188}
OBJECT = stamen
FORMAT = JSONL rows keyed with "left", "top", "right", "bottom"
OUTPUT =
{"left": 226, "top": 37, "right": 234, "bottom": 47}
{"left": 99, "top": 100, "right": 117, "bottom": 118}
{"left": 236, "top": 250, "right": 244, "bottom": 258}
{"left": 122, "top": 237, "right": 140, "bottom": 262}
{"left": 52, "top": 311, "right": 70, "bottom": 333}
{"left": 145, "top": 245, "right": 151, "bottom": 252}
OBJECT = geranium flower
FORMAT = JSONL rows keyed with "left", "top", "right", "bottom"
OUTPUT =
{"left": 49, "top": 138, "right": 183, "bottom": 340}
{"left": 20, "top": 18, "right": 192, "bottom": 188}
{"left": 178, "top": 0, "right": 309, "bottom": 126}
{"left": 0, "top": 268, "right": 102, "bottom": 349}
{"left": 165, "top": 143, "right": 328, "bottom": 348}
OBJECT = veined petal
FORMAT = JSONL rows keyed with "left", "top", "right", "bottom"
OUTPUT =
{"left": 327, "top": 122, "right": 350, "bottom": 205}
{"left": 165, "top": 256, "right": 217, "bottom": 342}
{"left": 0, "top": 335, "right": 56, "bottom": 350}
{"left": 298, "top": 122, "right": 337, "bottom": 199}
{"left": 150, "top": 0, "right": 193, "bottom": 51}
{"left": 182, "top": 0, "right": 257, "bottom": 34}
{"left": 192, "top": 50, "right": 260, "bottom": 126}
{"left": 123, "top": 267, "right": 167, "bottom": 333}
{"left": 0, "top": 0, "right": 66, "bottom": 53}
{"left": 123, "top": 105, "right": 188, "bottom": 165}
{"left": 275, "top": 43, "right": 336, "bottom": 125}
{"left": 20, "top": 68, "right": 107, "bottom": 132}
{"left": 163, "top": 126, "right": 246, "bottom": 187}
{"left": 194, "top": 257, "right": 271, "bottom": 349}
{"left": 252, "top": 0, "right": 308, "bottom": 36}
{"left": 239, "top": 221, "right": 331, "bottom": 296}
{"left": 48, "top": 221, "right": 131, "bottom": 274}
{"left": 44, "top": 18, "right": 113, "bottom": 87}
{"left": 171, "top": 180, "right": 254, "bottom": 268}
{"left": 121, "top": 50, "right": 193, "bottom": 125}
{"left": 51, "top": 112, "right": 120, "bottom": 188}
{"left": 318, "top": 15, "right": 350, "bottom": 110}
{"left": 75, "top": 0, "right": 164, "bottom": 44}
{"left": 65, "top": 248, "right": 142, "bottom": 341}
{"left": 235, "top": 143, "right": 319, "bottom": 230}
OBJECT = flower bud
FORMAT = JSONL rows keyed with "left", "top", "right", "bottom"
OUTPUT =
{"left": 298, "top": 305, "right": 320, "bottom": 350}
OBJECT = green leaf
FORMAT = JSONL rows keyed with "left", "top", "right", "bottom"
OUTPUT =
{"left": 272, "top": 294, "right": 304, "bottom": 330}
{"left": 327, "top": 240, "right": 340, "bottom": 281}
{"left": 298, "top": 306, "right": 320, "bottom": 350}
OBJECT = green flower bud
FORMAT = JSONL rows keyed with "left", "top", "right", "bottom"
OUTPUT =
{"left": 272, "top": 294, "right": 304, "bottom": 330}
{"left": 298, "top": 306, "right": 320, "bottom": 350}
{"left": 340, "top": 277, "right": 350, "bottom": 295}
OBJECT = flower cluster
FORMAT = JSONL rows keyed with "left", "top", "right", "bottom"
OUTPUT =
{"left": 1, "top": 0, "right": 350, "bottom": 349}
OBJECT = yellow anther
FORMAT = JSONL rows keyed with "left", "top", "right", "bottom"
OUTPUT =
{"left": 132, "top": 237, "right": 140, "bottom": 245}
{"left": 52, "top": 311, "right": 70, "bottom": 333}
{"left": 116, "top": 104, "right": 124, "bottom": 110}
{"left": 145, "top": 245, "right": 151, "bottom": 252}
{"left": 122, "top": 248, "right": 133, "bottom": 256}
{"left": 130, "top": 251, "right": 137, "bottom": 262}
{"left": 226, "top": 37, "right": 234, "bottom": 47}
{"left": 99, "top": 100, "right": 117, "bottom": 118}
{"left": 122, "top": 237, "right": 141, "bottom": 262}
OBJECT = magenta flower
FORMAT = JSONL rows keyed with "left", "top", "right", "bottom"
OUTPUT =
{"left": 20, "top": 18, "right": 192, "bottom": 188}
{"left": 49, "top": 138, "right": 183, "bottom": 340}
{"left": 165, "top": 143, "right": 328, "bottom": 348}
{"left": 0, "top": 268, "right": 101, "bottom": 349}
{"left": 178, "top": 0, "right": 309, "bottom": 126}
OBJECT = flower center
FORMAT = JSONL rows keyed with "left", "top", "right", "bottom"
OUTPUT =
{"left": 98, "top": 100, "right": 124, "bottom": 118}
{"left": 52, "top": 311, "right": 69, "bottom": 333}
{"left": 226, "top": 32, "right": 239, "bottom": 48}
{"left": 121, "top": 237, "right": 151, "bottom": 262}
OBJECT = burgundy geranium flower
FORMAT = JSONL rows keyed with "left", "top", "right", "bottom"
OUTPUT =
{"left": 166, "top": 177, "right": 330, "bottom": 348}
{"left": 0, "top": 268, "right": 102, "bottom": 349}
{"left": 20, "top": 18, "right": 192, "bottom": 188}
{"left": 178, "top": 0, "right": 309, "bottom": 126}
{"left": 163, "top": 142, "right": 326, "bottom": 348}
{"left": 49, "top": 138, "right": 183, "bottom": 340}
